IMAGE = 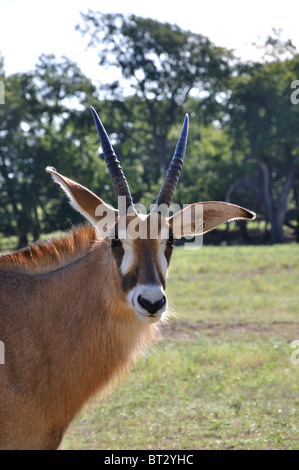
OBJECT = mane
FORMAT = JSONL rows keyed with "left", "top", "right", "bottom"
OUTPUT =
{"left": 0, "top": 225, "right": 98, "bottom": 274}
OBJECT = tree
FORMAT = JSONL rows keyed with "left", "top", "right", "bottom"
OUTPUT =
{"left": 228, "top": 53, "right": 299, "bottom": 243}
{"left": 76, "top": 12, "right": 233, "bottom": 180}
{"left": 0, "top": 54, "right": 99, "bottom": 247}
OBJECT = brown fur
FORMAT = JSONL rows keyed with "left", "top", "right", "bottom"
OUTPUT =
{"left": 0, "top": 176, "right": 255, "bottom": 450}
{"left": 0, "top": 225, "right": 97, "bottom": 274}
{"left": 0, "top": 227, "right": 160, "bottom": 450}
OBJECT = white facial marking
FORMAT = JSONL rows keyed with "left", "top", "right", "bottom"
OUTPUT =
{"left": 120, "top": 243, "right": 135, "bottom": 276}
{"left": 128, "top": 283, "right": 167, "bottom": 325}
{"left": 157, "top": 244, "right": 168, "bottom": 278}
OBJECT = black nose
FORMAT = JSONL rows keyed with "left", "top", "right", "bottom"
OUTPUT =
{"left": 137, "top": 295, "right": 166, "bottom": 314}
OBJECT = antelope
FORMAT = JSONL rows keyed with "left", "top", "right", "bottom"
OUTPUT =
{"left": 0, "top": 107, "right": 255, "bottom": 450}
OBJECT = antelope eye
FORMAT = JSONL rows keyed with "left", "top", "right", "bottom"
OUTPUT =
{"left": 111, "top": 238, "right": 122, "bottom": 248}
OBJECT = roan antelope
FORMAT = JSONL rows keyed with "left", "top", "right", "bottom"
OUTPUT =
{"left": 0, "top": 107, "right": 255, "bottom": 449}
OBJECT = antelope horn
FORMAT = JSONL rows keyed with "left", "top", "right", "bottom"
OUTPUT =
{"left": 154, "top": 114, "right": 189, "bottom": 211}
{"left": 90, "top": 106, "right": 134, "bottom": 210}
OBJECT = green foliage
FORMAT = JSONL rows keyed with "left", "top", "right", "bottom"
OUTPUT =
{"left": 230, "top": 56, "right": 299, "bottom": 169}
{"left": 0, "top": 54, "right": 106, "bottom": 245}
{"left": 77, "top": 12, "right": 233, "bottom": 173}
{"left": 176, "top": 121, "right": 235, "bottom": 205}
{"left": 0, "top": 19, "right": 298, "bottom": 244}
{"left": 228, "top": 46, "right": 299, "bottom": 242}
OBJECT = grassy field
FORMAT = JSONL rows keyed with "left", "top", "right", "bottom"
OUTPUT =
{"left": 56, "top": 243, "right": 299, "bottom": 450}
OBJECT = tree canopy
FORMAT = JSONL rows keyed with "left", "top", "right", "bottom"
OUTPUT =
{"left": 0, "top": 16, "right": 298, "bottom": 247}
{"left": 76, "top": 12, "right": 233, "bottom": 171}
{"left": 228, "top": 50, "right": 299, "bottom": 242}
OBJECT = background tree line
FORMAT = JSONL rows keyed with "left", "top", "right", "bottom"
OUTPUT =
{"left": 0, "top": 13, "right": 299, "bottom": 248}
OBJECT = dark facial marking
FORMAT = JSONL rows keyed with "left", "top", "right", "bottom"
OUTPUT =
{"left": 164, "top": 230, "right": 174, "bottom": 266}
{"left": 110, "top": 239, "right": 138, "bottom": 292}
{"left": 110, "top": 220, "right": 174, "bottom": 293}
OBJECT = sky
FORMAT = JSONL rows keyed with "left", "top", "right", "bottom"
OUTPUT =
{"left": 0, "top": 0, "right": 299, "bottom": 86}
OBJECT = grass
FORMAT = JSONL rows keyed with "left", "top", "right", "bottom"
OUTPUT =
{"left": 0, "top": 234, "right": 20, "bottom": 253}
{"left": 59, "top": 243, "right": 299, "bottom": 450}
{"left": 0, "top": 232, "right": 64, "bottom": 253}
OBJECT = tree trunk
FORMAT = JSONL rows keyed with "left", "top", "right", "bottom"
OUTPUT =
{"left": 0, "top": 151, "right": 31, "bottom": 249}
{"left": 33, "top": 205, "right": 40, "bottom": 241}
{"left": 260, "top": 161, "right": 295, "bottom": 244}
{"left": 18, "top": 231, "right": 28, "bottom": 249}
{"left": 0, "top": 151, "right": 20, "bottom": 226}
{"left": 155, "top": 134, "right": 168, "bottom": 172}
{"left": 293, "top": 183, "right": 299, "bottom": 241}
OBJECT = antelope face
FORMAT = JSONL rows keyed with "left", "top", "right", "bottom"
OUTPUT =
{"left": 111, "top": 213, "right": 173, "bottom": 324}
{"left": 46, "top": 107, "right": 256, "bottom": 326}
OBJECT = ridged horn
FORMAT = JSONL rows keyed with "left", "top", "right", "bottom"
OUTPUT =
{"left": 154, "top": 114, "right": 189, "bottom": 210}
{"left": 90, "top": 106, "right": 134, "bottom": 210}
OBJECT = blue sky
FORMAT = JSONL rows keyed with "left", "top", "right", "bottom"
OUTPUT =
{"left": 0, "top": 0, "right": 298, "bottom": 85}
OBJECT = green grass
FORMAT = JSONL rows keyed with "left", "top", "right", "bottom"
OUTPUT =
{"left": 59, "top": 244, "right": 299, "bottom": 449}
{"left": 0, "top": 232, "right": 64, "bottom": 253}
{"left": 0, "top": 234, "right": 20, "bottom": 253}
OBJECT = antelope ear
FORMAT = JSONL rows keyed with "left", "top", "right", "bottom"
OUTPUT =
{"left": 45, "top": 167, "right": 118, "bottom": 230}
{"left": 169, "top": 201, "right": 256, "bottom": 239}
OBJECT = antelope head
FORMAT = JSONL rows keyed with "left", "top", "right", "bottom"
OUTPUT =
{"left": 46, "top": 107, "right": 255, "bottom": 325}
